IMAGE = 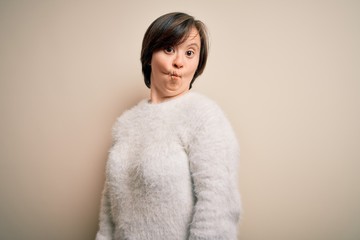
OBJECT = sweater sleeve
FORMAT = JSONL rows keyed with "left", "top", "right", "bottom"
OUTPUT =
{"left": 95, "top": 181, "right": 114, "bottom": 240}
{"left": 188, "top": 104, "right": 241, "bottom": 240}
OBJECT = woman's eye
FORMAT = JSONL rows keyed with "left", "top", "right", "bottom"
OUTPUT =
{"left": 186, "top": 50, "right": 195, "bottom": 57}
{"left": 164, "top": 47, "right": 174, "bottom": 53}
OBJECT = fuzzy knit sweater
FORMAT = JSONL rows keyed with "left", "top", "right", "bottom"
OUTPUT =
{"left": 95, "top": 92, "right": 241, "bottom": 240}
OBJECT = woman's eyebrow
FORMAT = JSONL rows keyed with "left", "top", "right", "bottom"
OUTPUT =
{"left": 186, "top": 43, "right": 200, "bottom": 49}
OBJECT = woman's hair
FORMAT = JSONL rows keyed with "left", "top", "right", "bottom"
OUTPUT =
{"left": 140, "top": 12, "right": 209, "bottom": 89}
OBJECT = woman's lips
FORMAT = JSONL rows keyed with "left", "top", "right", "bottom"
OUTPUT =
{"left": 170, "top": 74, "right": 181, "bottom": 80}
{"left": 170, "top": 71, "right": 181, "bottom": 79}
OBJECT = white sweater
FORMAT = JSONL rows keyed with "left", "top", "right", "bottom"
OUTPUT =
{"left": 96, "top": 92, "right": 241, "bottom": 240}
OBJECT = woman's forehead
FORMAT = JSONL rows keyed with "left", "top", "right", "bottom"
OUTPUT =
{"left": 179, "top": 28, "right": 201, "bottom": 47}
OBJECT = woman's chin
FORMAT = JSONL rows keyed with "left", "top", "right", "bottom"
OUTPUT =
{"left": 165, "top": 84, "right": 182, "bottom": 92}
{"left": 166, "top": 88, "right": 189, "bottom": 97}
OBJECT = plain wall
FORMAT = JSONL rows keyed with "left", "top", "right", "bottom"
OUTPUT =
{"left": 1, "top": 0, "right": 359, "bottom": 239}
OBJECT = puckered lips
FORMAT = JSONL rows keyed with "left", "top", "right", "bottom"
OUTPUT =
{"left": 170, "top": 71, "right": 181, "bottom": 80}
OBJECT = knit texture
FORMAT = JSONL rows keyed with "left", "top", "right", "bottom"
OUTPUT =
{"left": 96, "top": 92, "right": 241, "bottom": 240}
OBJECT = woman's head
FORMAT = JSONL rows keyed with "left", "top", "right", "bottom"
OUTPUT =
{"left": 141, "top": 12, "right": 209, "bottom": 90}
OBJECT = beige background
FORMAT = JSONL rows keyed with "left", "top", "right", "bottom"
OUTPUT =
{"left": 1, "top": 0, "right": 359, "bottom": 239}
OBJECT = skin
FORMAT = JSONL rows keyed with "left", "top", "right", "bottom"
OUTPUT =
{"left": 149, "top": 27, "right": 201, "bottom": 103}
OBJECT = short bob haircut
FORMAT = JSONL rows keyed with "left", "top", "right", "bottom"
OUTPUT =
{"left": 141, "top": 12, "right": 209, "bottom": 89}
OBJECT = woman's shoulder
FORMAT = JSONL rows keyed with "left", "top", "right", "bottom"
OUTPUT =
{"left": 174, "top": 92, "right": 232, "bottom": 136}
{"left": 185, "top": 92, "right": 237, "bottom": 144}
{"left": 185, "top": 92, "right": 225, "bottom": 118}
{"left": 111, "top": 99, "right": 148, "bottom": 141}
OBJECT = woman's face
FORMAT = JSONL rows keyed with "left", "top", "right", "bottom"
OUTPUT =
{"left": 150, "top": 27, "right": 201, "bottom": 103}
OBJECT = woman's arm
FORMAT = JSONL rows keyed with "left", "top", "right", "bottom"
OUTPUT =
{"left": 188, "top": 105, "right": 241, "bottom": 240}
{"left": 95, "top": 182, "right": 114, "bottom": 240}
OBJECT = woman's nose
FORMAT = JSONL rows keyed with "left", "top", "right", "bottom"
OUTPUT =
{"left": 172, "top": 53, "right": 184, "bottom": 69}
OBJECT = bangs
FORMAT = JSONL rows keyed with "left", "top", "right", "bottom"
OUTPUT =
{"left": 150, "top": 15, "right": 195, "bottom": 51}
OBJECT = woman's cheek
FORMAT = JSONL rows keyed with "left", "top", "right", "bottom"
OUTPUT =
{"left": 159, "top": 56, "right": 172, "bottom": 73}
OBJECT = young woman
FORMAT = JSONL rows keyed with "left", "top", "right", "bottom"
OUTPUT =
{"left": 96, "top": 12, "right": 241, "bottom": 240}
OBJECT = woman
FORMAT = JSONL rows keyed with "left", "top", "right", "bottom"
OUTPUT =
{"left": 95, "top": 12, "right": 241, "bottom": 240}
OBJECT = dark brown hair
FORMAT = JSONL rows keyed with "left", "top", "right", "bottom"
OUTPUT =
{"left": 140, "top": 12, "right": 209, "bottom": 89}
